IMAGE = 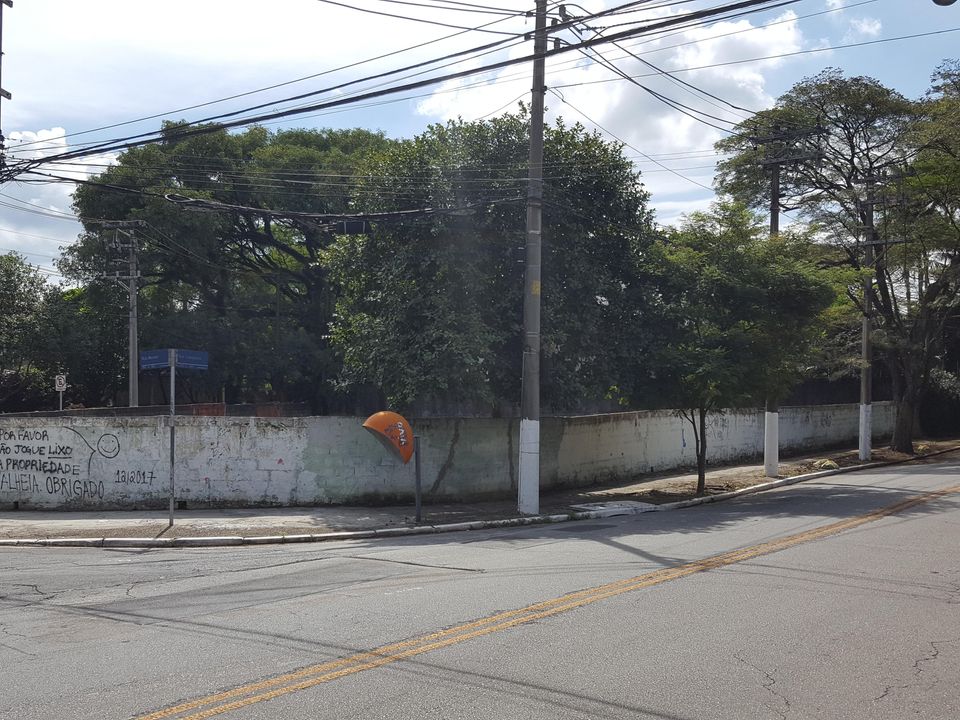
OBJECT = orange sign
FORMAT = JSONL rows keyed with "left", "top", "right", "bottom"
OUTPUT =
{"left": 362, "top": 411, "right": 415, "bottom": 464}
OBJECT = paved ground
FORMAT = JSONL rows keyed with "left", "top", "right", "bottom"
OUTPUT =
{"left": 2, "top": 458, "right": 959, "bottom": 719}
{"left": 1, "top": 441, "right": 957, "bottom": 540}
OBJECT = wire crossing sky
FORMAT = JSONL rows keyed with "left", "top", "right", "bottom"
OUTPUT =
{"left": 0, "top": 0, "right": 957, "bottom": 273}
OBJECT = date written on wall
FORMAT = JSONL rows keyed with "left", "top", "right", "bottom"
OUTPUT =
{"left": 115, "top": 469, "right": 155, "bottom": 485}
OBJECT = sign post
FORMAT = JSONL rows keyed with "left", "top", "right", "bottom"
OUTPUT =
{"left": 54, "top": 374, "right": 67, "bottom": 411}
{"left": 140, "top": 349, "right": 209, "bottom": 527}
{"left": 168, "top": 348, "right": 176, "bottom": 528}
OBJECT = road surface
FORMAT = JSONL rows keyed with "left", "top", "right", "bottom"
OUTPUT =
{"left": 2, "top": 460, "right": 958, "bottom": 719}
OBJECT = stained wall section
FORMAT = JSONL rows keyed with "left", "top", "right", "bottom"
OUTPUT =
{"left": 0, "top": 403, "right": 895, "bottom": 509}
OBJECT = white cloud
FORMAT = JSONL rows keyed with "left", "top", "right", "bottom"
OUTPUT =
{"left": 1, "top": 128, "right": 118, "bottom": 270}
{"left": 843, "top": 17, "right": 882, "bottom": 43}
{"left": 415, "top": 7, "right": 810, "bottom": 222}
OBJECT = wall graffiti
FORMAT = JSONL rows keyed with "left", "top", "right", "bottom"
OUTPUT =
{"left": 0, "top": 427, "right": 123, "bottom": 503}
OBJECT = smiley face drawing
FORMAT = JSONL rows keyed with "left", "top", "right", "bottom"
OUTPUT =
{"left": 96, "top": 433, "right": 121, "bottom": 458}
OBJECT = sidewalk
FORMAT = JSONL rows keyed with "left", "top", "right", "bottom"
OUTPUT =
{"left": 1, "top": 442, "right": 957, "bottom": 544}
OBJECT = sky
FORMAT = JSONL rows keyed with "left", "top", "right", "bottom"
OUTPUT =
{"left": 0, "top": 0, "right": 958, "bottom": 283}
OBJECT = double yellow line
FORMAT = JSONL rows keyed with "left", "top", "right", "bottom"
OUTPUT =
{"left": 137, "top": 483, "right": 960, "bottom": 720}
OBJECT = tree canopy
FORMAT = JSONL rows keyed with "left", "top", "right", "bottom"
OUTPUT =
{"left": 647, "top": 203, "right": 835, "bottom": 492}
{"left": 8, "top": 59, "right": 960, "bottom": 459}
{"left": 716, "top": 66, "right": 960, "bottom": 452}
{"left": 326, "top": 112, "right": 657, "bottom": 412}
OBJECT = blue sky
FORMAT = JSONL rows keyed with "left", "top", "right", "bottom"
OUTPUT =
{"left": 1, "top": 0, "right": 957, "bottom": 281}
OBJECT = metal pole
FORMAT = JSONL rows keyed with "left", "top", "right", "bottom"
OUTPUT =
{"left": 128, "top": 234, "right": 139, "bottom": 407}
{"left": 168, "top": 349, "right": 176, "bottom": 527}
{"left": 58, "top": 391, "right": 63, "bottom": 412}
{"left": 764, "top": 163, "right": 780, "bottom": 478}
{"left": 518, "top": 0, "right": 547, "bottom": 516}
{"left": 414, "top": 435, "right": 422, "bottom": 524}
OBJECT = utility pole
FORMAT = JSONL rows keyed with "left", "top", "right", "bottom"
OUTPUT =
{"left": 0, "top": 0, "right": 13, "bottom": 171}
{"left": 752, "top": 125, "right": 821, "bottom": 478}
{"left": 518, "top": 0, "right": 547, "bottom": 515}
{"left": 99, "top": 220, "right": 144, "bottom": 408}
{"left": 764, "top": 159, "right": 781, "bottom": 478}
{"left": 859, "top": 182, "right": 877, "bottom": 461}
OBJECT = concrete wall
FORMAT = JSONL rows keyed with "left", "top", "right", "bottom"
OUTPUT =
{"left": 0, "top": 403, "right": 894, "bottom": 510}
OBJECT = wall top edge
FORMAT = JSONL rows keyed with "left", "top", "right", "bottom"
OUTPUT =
{"left": 0, "top": 401, "right": 892, "bottom": 426}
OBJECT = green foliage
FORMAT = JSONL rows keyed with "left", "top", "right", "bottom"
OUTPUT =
{"left": 646, "top": 202, "right": 834, "bottom": 491}
{"left": 650, "top": 202, "right": 834, "bottom": 411}
{"left": 714, "top": 64, "right": 960, "bottom": 452}
{"left": 0, "top": 253, "right": 49, "bottom": 409}
{"left": 33, "top": 284, "right": 127, "bottom": 407}
{"left": 67, "top": 125, "right": 390, "bottom": 410}
{"left": 326, "top": 112, "right": 656, "bottom": 411}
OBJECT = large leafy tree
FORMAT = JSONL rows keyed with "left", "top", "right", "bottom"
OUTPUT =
{"left": 648, "top": 203, "right": 834, "bottom": 494}
{"left": 67, "top": 124, "right": 390, "bottom": 410}
{"left": 714, "top": 68, "right": 952, "bottom": 453}
{"left": 34, "top": 284, "right": 127, "bottom": 408}
{"left": 0, "top": 253, "right": 48, "bottom": 410}
{"left": 325, "top": 111, "right": 657, "bottom": 411}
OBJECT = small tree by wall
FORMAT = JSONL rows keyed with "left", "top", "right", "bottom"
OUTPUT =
{"left": 649, "top": 203, "right": 835, "bottom": 495}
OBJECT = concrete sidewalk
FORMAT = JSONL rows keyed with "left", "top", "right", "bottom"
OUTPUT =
{"left": 2, "top": 444, "right": 957, "bottom": 545}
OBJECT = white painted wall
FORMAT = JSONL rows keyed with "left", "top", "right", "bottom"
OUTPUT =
{"left": 0, "top": 403, "right": 895, "bottom": 509}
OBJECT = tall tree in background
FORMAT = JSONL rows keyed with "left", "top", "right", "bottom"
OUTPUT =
{"left": 714, "top": 68, "right": 948, "bottom": 453}
{"left": 34, "top": 284, "right": 127, "bottom": 408}
{"left": 326, "top": 111, "right": 657, "bottom": 412}
{"left": 0, "top": 253, "right": 48, "bottom": 410}
{"left": 68, "top": 124, "right": 390, "bottom": 410}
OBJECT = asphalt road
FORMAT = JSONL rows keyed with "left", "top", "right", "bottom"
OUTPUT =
{"left": 2, "top": 460, "right": 958, "bottom": 720}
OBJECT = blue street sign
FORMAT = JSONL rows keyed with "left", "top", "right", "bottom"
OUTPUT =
{"left": 140, "top": 349, "right": 209, "bottom": 370}
{"left": 176, "top": 349, "right": 209, "bottom": 370}
{"left": 140, "top": 349, "right": 169, "bottom": 370}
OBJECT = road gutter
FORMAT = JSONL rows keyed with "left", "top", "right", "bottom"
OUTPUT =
{"left": 2, "top": 445, "right": 958, "bottom": 549}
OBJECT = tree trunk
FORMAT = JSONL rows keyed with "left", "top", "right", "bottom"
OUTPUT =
{"left": 890, "top": 373, "right": 918, "bottom": 454}
{"left": 696, "top": 406, "right": 707, "bottom": 496}
{"left": 889, "top": 353, "right": 918, "bottom": 454}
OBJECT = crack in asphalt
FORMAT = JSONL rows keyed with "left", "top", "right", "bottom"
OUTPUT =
{"left": 0, "top": 623, "right": 39, "bottom": 658}
{"left": 873, "top": 637, "right": 960, "bottom": 702}
{"left": 9, "top": 583, "right": 57, "bottom": 601}
{"left": 733, "top": 653, "right": 791, "bottom": 719}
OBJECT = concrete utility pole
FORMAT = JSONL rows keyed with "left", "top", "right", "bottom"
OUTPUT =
{"left": 752, "top": 125, "right": 821, "bottom": 478}
{"left": 764, "top": 160, "right": 780, "bottom": 478}
{"left": 100, "top": 221, "right": 144, "bottom": 408}
{"left": 518, "top": 0, "right": 548, "bottom": 516}
{"left": 859, "top": 184, "right": 877, "bottom": 461}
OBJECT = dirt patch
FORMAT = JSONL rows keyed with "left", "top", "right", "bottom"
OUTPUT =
{"left": 565, "top": 440, "right": 960, "bottom": 507}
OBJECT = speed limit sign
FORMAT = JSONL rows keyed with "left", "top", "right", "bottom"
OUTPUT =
{"left": 55, "top": 374, "right": 67, "bottom": 392}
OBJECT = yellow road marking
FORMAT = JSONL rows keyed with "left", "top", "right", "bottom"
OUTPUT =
{"left": 137, "top": 483, "right": 960, "bottom": 720}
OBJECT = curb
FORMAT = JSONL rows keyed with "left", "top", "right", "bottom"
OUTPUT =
{"left": 2, "top": 446, "right": 957, "bottom": 549}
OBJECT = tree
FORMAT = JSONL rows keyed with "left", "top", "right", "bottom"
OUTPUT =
{"left": 67, "top": 124, "right": 391, "bottom": 410}
{"left": 714, "top": 68, "right": 948, "bottom": 453}
{"left": 649, "top": 203, "right": 834, "bottom": 494}
{"left": 33, "top": 284, "right": 127, "bottom": 408}
{"left": 0, "top": 253, "right": 48, "bottom": 410}
{"left": 325, "top": 111, "right": 657, "bottom": 412}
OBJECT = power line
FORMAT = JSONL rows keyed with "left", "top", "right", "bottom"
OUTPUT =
{"left": 4, "top": 6, "right": 529, "bottom": 155}
{"left": 577, "top": 44, "right": 740, "bottom": 133}
{"left": 313, "top": 0, "right": 524, "bottom": 35}
{"left": 548, "top": 88, "right": 713, "bottom": 191}
{"left": 554, "top": 26, "right": 960, "bottom": 92}
{"left": 4, "top": 0, "right": 874, "bottom": 160}
{"left": 367, "top": 0, "right": 521, "bottom": 16}
{"left": 4, "top": 0, "right": 801, "bottom": 177}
